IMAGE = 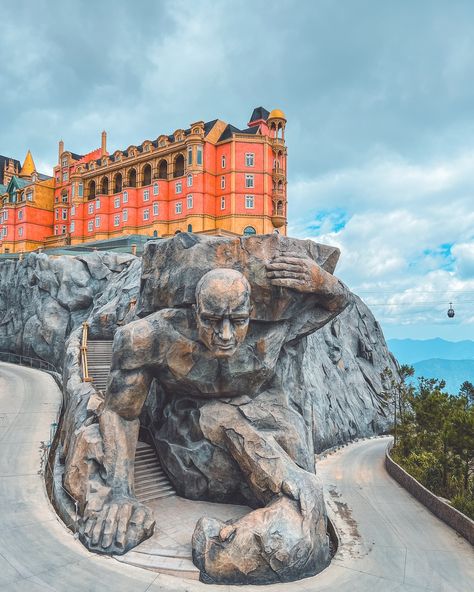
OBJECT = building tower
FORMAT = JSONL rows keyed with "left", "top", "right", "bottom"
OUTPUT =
{"left": 266, "top": 109, "right": 287, "bottom": 230}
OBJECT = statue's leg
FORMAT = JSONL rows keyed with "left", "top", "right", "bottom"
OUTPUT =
{"left": 192, "top": 401, "right": 330, "bottom": 584}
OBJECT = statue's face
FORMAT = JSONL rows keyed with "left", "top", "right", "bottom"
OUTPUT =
{"left": 195, "top": 270, "right": 251, "bottom": 358}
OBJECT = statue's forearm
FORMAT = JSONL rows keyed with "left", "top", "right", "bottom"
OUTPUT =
{"left": 99, "top": 408, "right": 139, "bottom": 497}
{"left": 310, "top": 265, "right": 350, "bottom": 312}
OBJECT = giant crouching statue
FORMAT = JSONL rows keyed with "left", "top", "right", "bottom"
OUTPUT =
{"left": 63, "top": 233, "right": 351, "bottom": 585}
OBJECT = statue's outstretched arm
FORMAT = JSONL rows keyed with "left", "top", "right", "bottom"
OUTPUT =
{"left": 80, "top": 320, "right": 155, "bottom": 554}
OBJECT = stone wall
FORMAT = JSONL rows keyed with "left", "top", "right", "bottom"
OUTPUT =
{"left": 385, "top": 445, "right": 474, "bottom": 545}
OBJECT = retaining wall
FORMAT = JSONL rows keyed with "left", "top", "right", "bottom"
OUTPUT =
{"left": 385, "top": 444, "right": 474, "bottom": 545}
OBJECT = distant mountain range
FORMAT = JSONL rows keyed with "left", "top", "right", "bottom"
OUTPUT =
{"left": 387, "top": 338, "right": 474, "bottom": 394}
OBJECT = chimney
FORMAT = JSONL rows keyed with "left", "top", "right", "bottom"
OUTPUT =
{"left": 58, "top": 140, "right": 64, "bottom": 162}
{"left": 101, "top": 131, "right": 107, "bottom": 156}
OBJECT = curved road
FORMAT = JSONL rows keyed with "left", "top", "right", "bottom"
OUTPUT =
{"left": 0, "top": 361, "right": 472, "bottom": 591}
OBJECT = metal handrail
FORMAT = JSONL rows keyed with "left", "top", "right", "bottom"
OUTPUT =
{"left": 80, "top": 321, "right": 92, "bottom": 382}
{"left": 0, "top": 350, "right": 59, "bottom": 373}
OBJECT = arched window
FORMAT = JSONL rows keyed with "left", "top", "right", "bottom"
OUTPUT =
{"left": 101, "top": 177, "right": 109, "bottom": 195}
{"left": 277, "top": 201, "right": 283, "bottom": 215}
{"left": 187, "top": 223, "right": 193, "bottom": 233}
{"left": 142, "top": 163, "right": 152, "bottom": 186}
{"left": 88, "top": 180, "right": 96, "bottom": 200}
{"left": 158, "top": 159, "right": 168, "bottom": 179}
{"left": 173, "top": 154, "right": 185, "bottom": 178}
{"left": 278, "top": 180, "right": 283, "bottom": 191}
{"left": 243, "top": 226, "right": 256, "bottom": 236}
{"left": 128, "top": 168, "right": 137, "bottom": 188}
{"left": 152, "top": 230, "right": 158, "bottom": 238}
{"left": 114, "top": 173, "right": 122, "bottom": 193}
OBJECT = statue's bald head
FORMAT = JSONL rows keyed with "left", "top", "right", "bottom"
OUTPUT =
{"left": 195, "top": 269, "right": 251, "bottom": 357}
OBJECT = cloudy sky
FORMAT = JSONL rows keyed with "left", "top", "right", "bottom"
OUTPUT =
{"left": 1, "top": 0, "right": 474, "bottom": 340}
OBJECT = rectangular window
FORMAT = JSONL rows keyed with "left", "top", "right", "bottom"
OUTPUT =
{"left": 221, "top": 176, "right": 225, "bottom": 189}
{"left": 62, "top": 193, "right": 68, "bottom": 203}
{"left": 153, "top": 183, "right": 159, "bottom": 196}
{"left": 62, "top": 158, "right": 68, "bottom": 167}
{"left": 3, "top": 211, "right": 7, "bottom": 221}
{"left": 245, "top": 174, "right": 254, "bottom": 188}
{"left": 175, "top": 201, "right": 182, "bottom": 214}
{"left": 62, "top": 225, "right": 67, "bottom": 234}
{"left": 71, "top": 184, "right": 75, "bottom": 198}
{"left": 95, "top": 216, "right": 100, "bottom": 228}
{"left": 187, "top": 195, "right": 193, "bottom": 209}
{"left": 26, "top": 191, "right": 33, "bottom": 201}
{"left": 88, "top": 203, "right": 94, "bottom": 214}
{"left": 62, "top": 209, "right": 67, "bottom": 220}
{"left": 123, "top": 191, "right": 128, "bottom": 203}
{"left": 70, "top": 221, "right": 75, "bottom": 233}
{"left": 114, "top": 214, "right": 120, "bottom": 226}
{"left": 78, "top": 183, "right": 83, "bottom": 197}
{"left": 62, "top": 171, "right": 68, "bottom": 182}
{"left": 95, "top": 198, "right": 100, "bottom": 209}
{"left": 71, "top": 206, "right": 76, "bottom": 216}
{"left": 187, "top": 174, "right": 193, "bottom": 187}
{"left": 220, "top": 196, "right": 225, "bottom": 210}
{"left": 88, "top": 221, "right": 93, "bottom": 232}
{"left": 143, "top": 189, "right": 150, "bottom": 202}
{"left": 245, "top": 195, "right": 254, "bottom": 209}
{"left": 18, "top": 210, "right": 23, "bottom": 220}
{"left": 18, "top": 227, "right": 23, "bottom": 237}
{"left": 123, "top": 209, "right": 128, "bottom": 222}
{"left": 245, "top": 153, "right": 255, "bottom": 167}
{"left": 153, "top": 202, "right": 159, "bottom": 216}
{"left": 55, "top": 210, "right": 59, "bottom": 220}
{"left": 143, "top": 209, "right": 150, "bottom": 221}
{"left": 197, "top": 146, "right": 203, "bottom": 165}
{"left": 221, "top": 155, "right": 226, "bottom": 168}
{"left": 114, "top": 197, "right": 120, "bottom": 208}
{"left": 176, "top": 181, "right": 182, "bottom": 194}
{"left": 187, "top": 147, "right": 193, "bottom": 165}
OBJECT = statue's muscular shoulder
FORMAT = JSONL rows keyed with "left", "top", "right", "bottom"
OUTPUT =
{"left": 112, "top": 309, "right": 194, "bottom": 371}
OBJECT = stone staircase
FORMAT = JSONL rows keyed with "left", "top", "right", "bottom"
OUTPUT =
{"left": 134, "top": 441, "right": 176, "bottom": 503}
{"left": 86, "top": 339, "right": 113, "bottom": 392}
{"left": 86, "top": 339, "right": 176, "bottom": 503}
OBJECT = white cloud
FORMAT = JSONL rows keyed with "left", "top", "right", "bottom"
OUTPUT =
{"left": 289, "top": 153, "right": 474, "bottom": 338}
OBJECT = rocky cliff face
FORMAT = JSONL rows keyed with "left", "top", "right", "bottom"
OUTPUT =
{"left": 0, "top": 249, "right": 397, "bottom": 450}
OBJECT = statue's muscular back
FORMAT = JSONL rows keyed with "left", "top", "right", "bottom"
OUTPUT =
{"left": 111, "top": 308, "right": 288, "bottom": 400}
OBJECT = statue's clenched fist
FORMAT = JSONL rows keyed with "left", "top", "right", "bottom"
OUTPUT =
{"left": 80, "top": 496, "right": 155, "bottom": 554}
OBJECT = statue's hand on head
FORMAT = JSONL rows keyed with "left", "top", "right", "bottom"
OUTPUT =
{"left": 80, "top": 494, "right": 155, "bottom": 555}
{"left": 266, "top": 253, "right": 327, "bottom": 293}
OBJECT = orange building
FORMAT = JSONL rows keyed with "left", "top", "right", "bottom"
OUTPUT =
{"left": 1, "top": 107, "right": 287, "bottom": 253}
{"left": 0, "top": 152, "right": 54, "bottom": 253}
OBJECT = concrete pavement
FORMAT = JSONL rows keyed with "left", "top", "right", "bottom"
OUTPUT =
{"left": 0, "top": 361, "right": 472, "bottom": 591}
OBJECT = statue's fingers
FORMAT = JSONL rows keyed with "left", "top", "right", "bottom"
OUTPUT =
{"left": 115, "top": 503, "right": 134, "bottom": 549}
{"left": 273, "top": 254, "right": 308, "bottom": 264}
{"left": 130, "top": 505, "right": 146, "bottom": 527}
{"left": 101, "top": 503, "right": 119, "bottom": 549}
{"left": 267, "top": 271, "right": 309, "bottom": 280}
{"left": 266, "top": 261, "right": 304, "bottom": 271}
{"left": 91, "top": 511, "right": 106, "bottom": 546}
{"left": 84, "top": 515, "right": 96, "bottom": 538}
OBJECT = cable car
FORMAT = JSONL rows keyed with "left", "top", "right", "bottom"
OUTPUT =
{"left": 447, "top": 302, "right": 455, "bottom": 318}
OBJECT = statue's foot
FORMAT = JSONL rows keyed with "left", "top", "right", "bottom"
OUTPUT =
{"left": 192, "top": 496, "right": 329, "bottom": 585}
{"left": 80, "top": 497, "right": 155, "bottom": 555}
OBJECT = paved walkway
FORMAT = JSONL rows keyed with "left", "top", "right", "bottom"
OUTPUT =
{"left": 0, "top": 361, "right": 472, "bottom": 591}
